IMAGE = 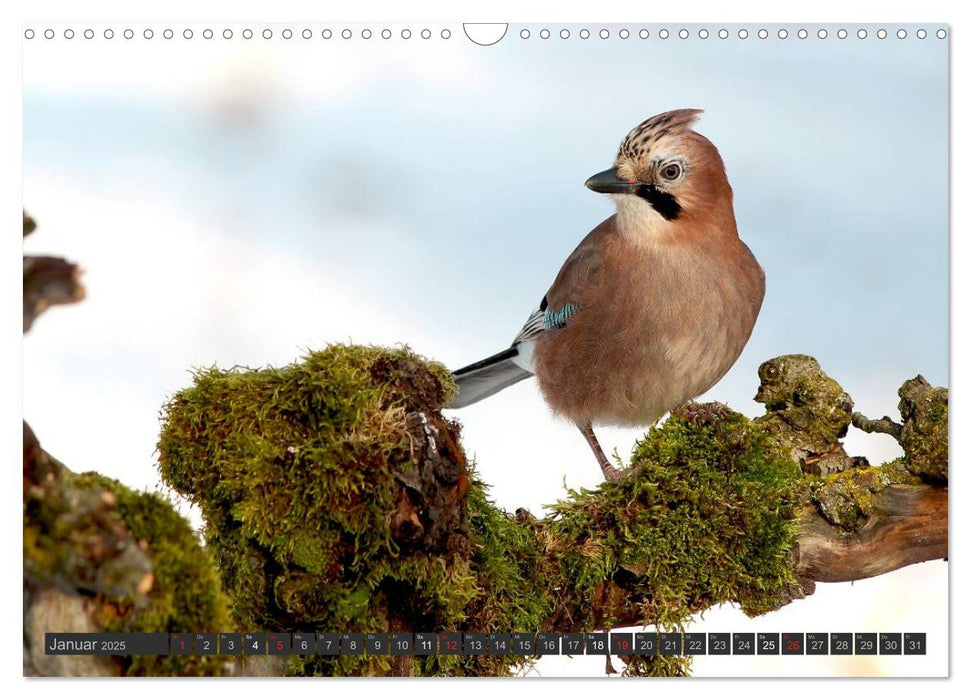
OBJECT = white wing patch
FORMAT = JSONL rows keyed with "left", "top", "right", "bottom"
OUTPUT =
{"left": 511, "top": 338, "right": 536, "bottom": 372}
{"left": 511, "top": 308, "right": 546, "bottom": 346}
{"left": 509, "top": 302, "right": 579, "bottom": 374}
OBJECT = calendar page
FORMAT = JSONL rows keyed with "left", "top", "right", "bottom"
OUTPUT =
{"left": 22, "top": 20, "right": 948, "bottom": 679}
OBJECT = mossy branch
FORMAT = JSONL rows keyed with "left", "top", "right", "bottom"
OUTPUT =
{"left": 24, "top": 214, "right": 231, "bottom": 676}
{"left": 23, "top": 211, "right": 947, "bottom": 677}
{"left": 23, "top": 428, "right": 233, "bottom": 676}
{"left": 851, "top": 412, "right": 902, "bottom": 440}
{"left": 154, "top": 349, "right": 946, "bottom": 677}
{"left": 793, "top": 372, "right": 948, "bottom": 586}
{"left": 795, "top": 485, "right": 947, "bottom": 584}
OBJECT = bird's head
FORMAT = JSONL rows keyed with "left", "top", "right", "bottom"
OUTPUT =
{"left": 586, "top": 109, "right": 735, "bottom": 237}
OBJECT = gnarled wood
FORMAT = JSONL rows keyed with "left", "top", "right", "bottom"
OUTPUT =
{"left": 795, "top": 484, "right": 948, "bottom": 583}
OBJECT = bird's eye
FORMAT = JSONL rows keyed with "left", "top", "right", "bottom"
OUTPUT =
{"left": 660, "top": 163, "right": 682, "bottom": 181}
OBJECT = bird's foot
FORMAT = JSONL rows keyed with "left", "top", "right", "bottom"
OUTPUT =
{"left": 672, "top": 401, "right": 733, "bottom": 427}
{"left": 578, "top": 421, "right": 628, "bottom": 483}
{"left": 601, "top": 461, "right": 626, "bottom": 483}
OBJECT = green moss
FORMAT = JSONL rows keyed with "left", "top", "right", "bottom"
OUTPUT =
{"left": 155, "top": 345, "right": 811, "bottom": 678}
{"left": 622, "top": 655, "right": 691, "bottom": 677}
{"left": 465, "top": 480, "right": 554, "bottom": 632}
{"left": 24, "top": 464, "right": 151, "bottom": 599}
{"left": 72, "top": 473, "right": 231, "bottom": 676}
{"left": 158, "top": 344, "right": 471, "bottom": 677}
{"left": 546, "top": 409, "right": 806, "bottom": 632}
{"left": 446, "top": 478, "right": 556, "bottom": 676}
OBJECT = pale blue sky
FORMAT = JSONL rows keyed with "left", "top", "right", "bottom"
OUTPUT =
{"left": 24, "top": 25, "right": 948, "bottom": 391}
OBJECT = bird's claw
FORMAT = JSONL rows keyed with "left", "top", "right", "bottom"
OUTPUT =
{"left": 672, "top": 401, "right": 733, "bottom": 427}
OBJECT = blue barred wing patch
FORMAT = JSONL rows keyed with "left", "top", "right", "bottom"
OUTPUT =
{"left": 511, "top": 303, "right": 579, "bottom": 346}
{"left": 544, "top": 303, "right": 579, "bottom": 329}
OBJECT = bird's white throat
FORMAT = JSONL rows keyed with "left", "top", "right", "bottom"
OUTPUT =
{"left": 613, "top": 194, "right": 669, "bottom": 242}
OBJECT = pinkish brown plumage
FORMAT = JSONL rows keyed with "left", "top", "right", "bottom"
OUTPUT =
{"left": 449, "top": 109, "right": 765, "bottom": 481}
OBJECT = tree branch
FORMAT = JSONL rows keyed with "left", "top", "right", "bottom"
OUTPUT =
{"left": 851, "top": 411, "right": 903, "bottom": 440}
{"left": 154, "top": 351, "right": 947, "bottom": 677}
{"left": 795, "top": 484, "right": 947, "bottom": 583}
{"left": 23, "top": 211, "right": 85, "bottom": 332}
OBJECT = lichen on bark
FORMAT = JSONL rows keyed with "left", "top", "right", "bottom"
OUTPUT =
{"left": 808, "top": 375, "right": 948, "bottom": 534}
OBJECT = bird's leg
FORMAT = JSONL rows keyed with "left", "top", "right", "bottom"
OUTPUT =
{"left": 605, "top": 654, "right": 618, "bottom": 675}
{"left": 577, "top": 421, "right": 624, "bottom": 482}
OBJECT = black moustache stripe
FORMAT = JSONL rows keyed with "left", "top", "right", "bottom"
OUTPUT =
{"left": 635, "top": 184, "right": 683, "bottom": 221}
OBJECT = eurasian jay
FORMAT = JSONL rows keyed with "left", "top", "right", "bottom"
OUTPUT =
{"left": 448, "top": 109, "right": 765, "bottom": 481}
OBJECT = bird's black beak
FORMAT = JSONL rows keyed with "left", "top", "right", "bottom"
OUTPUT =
{"left": 585, "top": 167, "right": 636, "bottom": 194}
